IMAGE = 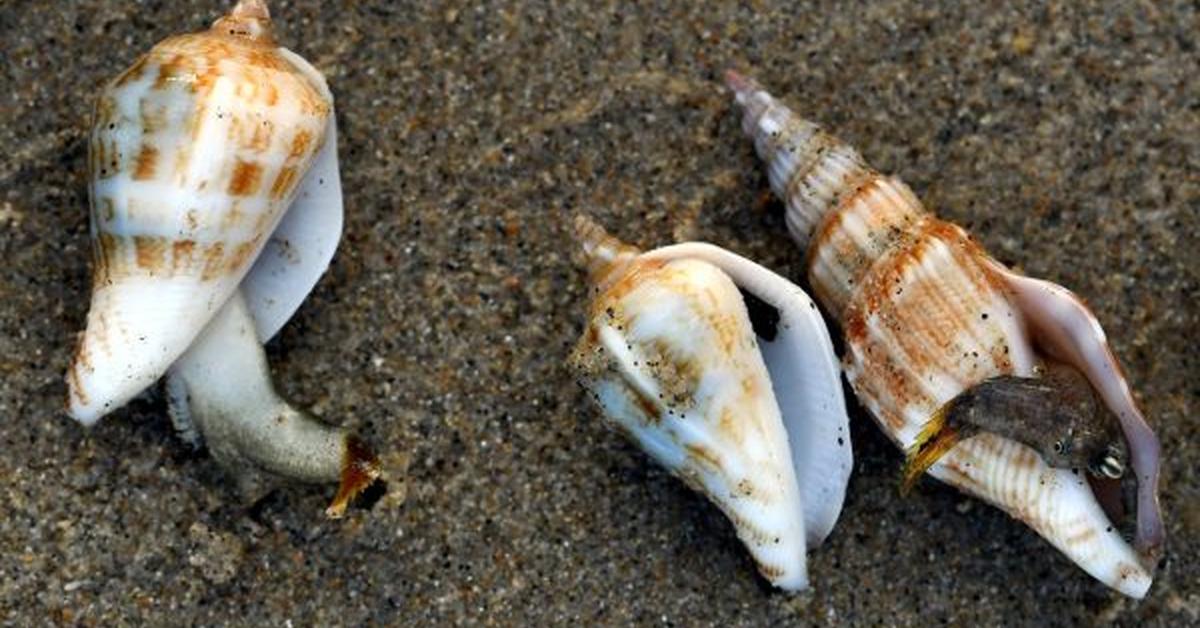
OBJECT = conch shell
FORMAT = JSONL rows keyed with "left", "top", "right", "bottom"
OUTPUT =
{"left": 570, "top": 215, "right": 852, "bottom": 591}
{"left": 726, "top": 71, "right": 1164, "bottom": 597}
{"left": 66, "top": 0, "right": 378, "bottom": 516}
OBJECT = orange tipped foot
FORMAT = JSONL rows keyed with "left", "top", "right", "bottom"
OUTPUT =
{"left": 325, "top": 436, "right": 382, "bottom": 519}
{"left": 900, "top": 404, "right": 961, "bottom": 495}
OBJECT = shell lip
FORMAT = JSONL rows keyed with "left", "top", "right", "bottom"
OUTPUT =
{"left": 983, "top": 257, "right": 1165, "bottom": 568}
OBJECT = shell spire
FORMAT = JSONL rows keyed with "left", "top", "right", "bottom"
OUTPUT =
{"left": 214, "top": 0, "right": 274, "bottom": 42}
{"left": 723, "top": 70, "right": 766, "bottom": 133}
{"left": 572, "top": 213, "right": 640, "bottom": 290}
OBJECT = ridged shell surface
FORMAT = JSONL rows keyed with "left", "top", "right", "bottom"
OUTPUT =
{"left": 728, "top": 72, "right": 1153, "bottom": 597}
{"left": 68, "top": 13, "right": 331, "bottom": 424}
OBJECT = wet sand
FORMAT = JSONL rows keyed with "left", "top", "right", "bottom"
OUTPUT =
{"left": 1, "top": 1, "right": 1196, "bottom": 624}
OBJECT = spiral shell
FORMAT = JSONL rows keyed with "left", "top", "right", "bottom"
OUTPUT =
{"left": 727, "top": 71, "right": 1163, "bottom": 598}
{"left": 68, "top": 0, "right": 333, "bottom": 423}
{"left": 64, "top": 1, "right": 377, "bottom": 517}
{"left": 570, "top": 215, "right": 851, "bottom": 591}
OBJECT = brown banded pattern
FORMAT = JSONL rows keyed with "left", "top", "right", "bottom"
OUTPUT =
{"left": 728, "top": 71, "right": 1155, "bottom": 597}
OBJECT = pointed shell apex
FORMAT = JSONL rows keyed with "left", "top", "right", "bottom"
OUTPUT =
{"left": 572, "top": 214, "right": 640, "bottom": 286}
{"left": 231, "top": 0, "right": 271, "bottom": 20}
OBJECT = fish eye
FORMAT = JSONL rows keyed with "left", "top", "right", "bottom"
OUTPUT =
{"left": 1053, "top": 440, "right": 1065, "bottom": 454}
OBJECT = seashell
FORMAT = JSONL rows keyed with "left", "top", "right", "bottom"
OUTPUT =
{"left": 569, "top": 214, "right": 852, "bottom": 591}
{"left": 69, "top": 0, "right": 330, "bottom": 420}
{"left": 726, "top": 71, "right": 1164, "bottom": 598}
{"left": 66, "top": 0, "right": 376, "bottom": 517}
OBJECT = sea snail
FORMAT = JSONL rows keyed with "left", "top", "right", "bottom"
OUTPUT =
{"left": 726, "top": 71, "right": 1164, "bottom": 597}
{"left": 570, "top": 214, "right": 853, "bottom": 591}
{"left": 66, "top": 0, "right": 379, "bottom": 517}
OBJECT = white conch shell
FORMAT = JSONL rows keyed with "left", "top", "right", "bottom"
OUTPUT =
{"left": 68, "top": 0, "right": 332, "bottom": 422}
{"left": 570, "top": 215, "right": 851, "bottom": 591}
{"left": 65, "top": 1, "right": 376, "bottom": 516}
{"left": 727, "top": 71, "right": 1163, "bottom": 598}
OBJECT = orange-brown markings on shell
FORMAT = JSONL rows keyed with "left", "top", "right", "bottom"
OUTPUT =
{"left": 843, "top": 221, "right": 1019, "bottom": 432}
{"left": 251, "top": 206, "right": 278, "bottom": 233}
{"left": 132, "top": 144, "right": 159, "bottom": 181}
{"left": 67, "top": 360, "right": 90, "bottom": 407}
{"left": 152, "top": 52, "right": 193, "bottom": 90}
{"left": 244, "top": 118, "right": 274, "bottom": 152}
{"left": 95, "top": 232, "right": 121, "bottom": 281}
{"left": 191, "top": 64, "right": 224, "bottom": 97}
{"left": 756, "top": 563, "right": 786, "bottom": 580}
{"left": 263, "top": 82, "right": 279, "bottom": 107}
{"left": 847, "top": 352, "right": 913, "bottom": 434}
{"left": 269, "top": 166, "right": 298, "bottom": 200}
{"left": 782, "top": 131, "right": 840, "bottom": 202}
{"left": 1065, "top": 525, "right": 1099, "bottom": 547}
{"left": 138, "top": 99, "right": 168, "bottom": 134}
{"left": 805, "top": 173, "right": 878, "bottom": 314}
{"left": 181, "top": 209, "right": 200, "bottom": 232}
{"left": 717, "top": 406, "right": 755, "bottom": 448}
{"left": 225, "top": 114, "right": 242, "bottom": 144}
{"left": 71, "top": 328, "right": 93, "bottom": 371}
{"left": 245, "top": 48, "right": 288, "bottom": 71}
{"left": 586, "top": 259, "right": 668, "bottom": 320}
{"left": 94, "top": 95, "right": 117, "bottom": 126}
{"left": 226, "top": 240, "right": 259, "bottom": 274}
{"left": 1117, "top": 562, "right": 1141, "bottom": 582}
{"left": 886, "top": 242, "right": 976, "bottom": 388}
{"left": 687, "top": 268, "right": 746, "bottom": 355}
{"left": 94, "top": 309, "right": 116, "bottom": 359}
{"left": 630, "top": 386, "right": 662, "bottom": 422}
{"left": 808, "top": 176, "right": 928, "bottom": 319}
{"left": 228, "top": 160, "right": 263, "bottom": 196}
{"left": 91, "top": 98, "right": 118, "bottom": 174}
{"left": 199, "top": 242, "right": 227, "bottom": 280}
{"left": 133, "top": 235, "right": 169, "bottom": 272}
{"left": 220, "top": 203, "right": 246, "bottom": 230}
{"left": 288, "top": 130, "right": 313, "bottom": 160}
{"left": 113, "top": 54, "right": 151, "bottom": 88}
{"left": 686, "top": 441, "right": 720, "bottom": 470}
{"left": 297, "top": 86, "right": 331, "bottom": 117}
{"left": 170, "top": 144, "right": 192, "bottom": 188}
{"left": 91, "top": 136, "right": 108, "bottom": 178}
{"left": 90, "top": 232, "right": 108, "bottom": 286}
{"left": 171, "top": 239, "right": 197, "bottom": 273}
